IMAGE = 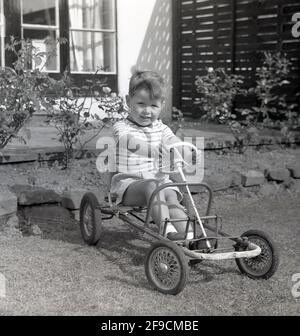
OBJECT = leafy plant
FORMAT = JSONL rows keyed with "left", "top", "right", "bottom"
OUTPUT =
{"left": 195, "top": 68, "right": 252, "bottom": 153}
{"left": 76, "top": 85, "right": 126, "bottom": 159}
{"left": 195, "top": 52, "right": 298, "bottom": 153}
{"left": 251, "top": 51, "right": 292, "bottom": 124}
{"left": 170, "top": 106, "right": 184, "bottom": 135}
{"left": 0, "top": 37, "right": 61, "bottom": 149}
{"left": 46, "top": 74, "right": 125, "bottom": 168}
{"left": 240, "top": 52, "right": 297, "bottom": 147}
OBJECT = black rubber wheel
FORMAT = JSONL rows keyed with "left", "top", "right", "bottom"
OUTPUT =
{"left": 145, "top": 240, "right": 188, "bottom": 295}
{"left": 80, "top": 192, "right": 103, "bottom": 245}
{"left": 235, "top": 230, "right": 279, "bottom": 280}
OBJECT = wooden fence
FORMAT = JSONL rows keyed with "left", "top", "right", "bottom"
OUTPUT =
{"left": 173, "top": 0, "right": 300, "bottom": 118}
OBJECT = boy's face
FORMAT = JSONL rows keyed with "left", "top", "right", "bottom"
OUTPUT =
{"left": 126, "top": 88, "right": 164, "bottom": 126}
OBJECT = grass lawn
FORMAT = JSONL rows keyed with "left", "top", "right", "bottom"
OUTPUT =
{"left": 0, "top": 187, "right": 299, "bottom": 316}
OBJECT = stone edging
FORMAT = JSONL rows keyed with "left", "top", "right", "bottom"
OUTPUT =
{"left": 1, "top": 164, "right": 299, "bottom": 236}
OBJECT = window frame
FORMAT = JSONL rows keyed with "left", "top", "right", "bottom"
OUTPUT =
{"left": 20, "top": 0, "right": 61, "bottom": 73}
{"left": 3, "top": 0, "right": 118, "bottom": 92}
{"left": 69, "top": 0, "right": 117, "bottom": 75}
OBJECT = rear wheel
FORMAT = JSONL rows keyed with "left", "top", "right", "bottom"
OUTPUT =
{"left": 235, "top": 230, "right": 279, "bottom": 279}
{"left": 80, "top": 193, "right": 103, "bottom": 245}
{"left": 145, "top": 241, "right": 188, "bottom": 295}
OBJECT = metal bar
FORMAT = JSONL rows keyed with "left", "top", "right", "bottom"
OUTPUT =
{"left": 22, "top": 24, "right": 59, "bottom": 30}
{"left": 182, "top": 243, "right": 261, "bottom": 260}
{"left": 69, "top": 28, "right": 115, "bottom": 33}
{"left": 145, "top": 182, "right": 213, "bottom": 227}
{"left": 127, "top": 211, "right": 147, "bottom": 223}
{"left": 118, "top": 213, "right": 166, "bottom": 241}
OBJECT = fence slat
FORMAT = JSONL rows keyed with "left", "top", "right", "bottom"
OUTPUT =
{"left": 175, "top": 0, "right": 300, "bottom": 117}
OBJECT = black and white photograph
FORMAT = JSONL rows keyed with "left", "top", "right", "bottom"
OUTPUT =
{"left": 0, "top": 0, "right": 299, "bottom": 319}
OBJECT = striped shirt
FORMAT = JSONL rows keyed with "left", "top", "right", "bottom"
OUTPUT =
{"left": 113, "top": 118, "right": 175, "bottom": 174}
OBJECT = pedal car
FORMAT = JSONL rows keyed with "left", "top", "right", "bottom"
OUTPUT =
{"left": 79, "top": 142, "right": 279, "bottom": 295}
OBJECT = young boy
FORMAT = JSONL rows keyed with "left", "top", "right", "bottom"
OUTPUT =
{"left": 110, "top": 70, "right": 193, "bottom": 239}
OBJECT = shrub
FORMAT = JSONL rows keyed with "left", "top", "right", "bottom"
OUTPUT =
{"left": 0, "top": 37, "right": 61, "bottom": 149}
{"left": 195, "top": 52, "right": 298, "bottom": 152}
{"left": 46, "top": 73, "right": 125, "bottom": 168}
{"left": 240, "top": 51, "right": 297, "bottom": 147}
{"left": 195, "top": 68, "right": 252, "bottom": 153}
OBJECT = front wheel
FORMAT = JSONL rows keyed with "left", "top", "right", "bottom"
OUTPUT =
{"left": 145, "top": 241, "right": 188, "bottom": 295}
{"left": 235, "top": 230, "right": 279, "bottom": 280}
{"left": 80, "top": 192, "right": 103, "bottom": 245}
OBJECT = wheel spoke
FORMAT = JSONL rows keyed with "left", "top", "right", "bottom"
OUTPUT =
{"left": 151, "top": 247, "right": 181, "bottom": 289}
{"left": 240, "top": 236, "right": 273, "bottom": 276}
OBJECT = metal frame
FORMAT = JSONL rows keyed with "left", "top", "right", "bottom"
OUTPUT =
{"left": 100, "top": 180, "right": 262, "bottom": 261}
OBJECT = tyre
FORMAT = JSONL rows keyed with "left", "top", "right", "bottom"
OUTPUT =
{"left": 145, "top": 240, "right": 189, "bottom": 295}
{"left": 235, "top": 230, "right": 279, "bottom": 280}
{"left": 80, "top": 192, "right": 103, "bottom": 245}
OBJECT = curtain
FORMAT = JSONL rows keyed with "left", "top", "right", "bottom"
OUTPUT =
{"left": 69, "top": 0, "right": 115, "bottom": 73}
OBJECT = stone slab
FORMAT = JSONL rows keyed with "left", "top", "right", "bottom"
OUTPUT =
{"left": 287, "top": 165, "right": 300, "bottom": 179}
{"left": 0, "top": 189, "right": 18, "bottom": 217}
{"left": 61, "top": 188, "right": 105, "bottom": 210}
{"left": 241, "top": 170, "right": 265, "bottom": 187}
{"left": 265, "top": 169, "right": 291, "bottom": 182}
{"left": 9, "top": 184, "right": 61, "bottom": 206}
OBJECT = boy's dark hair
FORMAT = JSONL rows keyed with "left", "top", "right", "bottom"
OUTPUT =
{"left": 128, "top": 70, "right": 166, "bottom": 100}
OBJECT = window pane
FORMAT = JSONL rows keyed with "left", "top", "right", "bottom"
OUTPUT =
{"left": 70, "top": 31, "right": 116, "bottom": 73}
{"left": 69, "top": 0, "right": 115, "bottom": 30}
{"left": 22, "top": 0, "right": 57, "bottom": 26}
{"left": 23, "top": 29, "right": 58, "bottom": 71}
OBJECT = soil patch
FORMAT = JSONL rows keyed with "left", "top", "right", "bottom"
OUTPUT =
{"left": 0, "top": 147, "right": 299, "bottom": 194}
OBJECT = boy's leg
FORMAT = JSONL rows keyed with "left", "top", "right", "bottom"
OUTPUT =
{"left": 122, "top": 180, "right": 176, "bottom": 234}
{"left": 165, "top": 189, "right": 193, "bottom": 238}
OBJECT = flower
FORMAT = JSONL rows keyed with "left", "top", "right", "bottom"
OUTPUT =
{"left": 102, "top": 86, "right": 112, "bottom": 94}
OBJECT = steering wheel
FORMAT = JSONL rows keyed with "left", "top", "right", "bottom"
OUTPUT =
{"left": 157, "top": 141, "right": 199, "bottom": 174}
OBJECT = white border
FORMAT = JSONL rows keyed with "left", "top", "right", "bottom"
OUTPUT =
{"left": 0, "top": 0, "right": 4, "bottom": 67}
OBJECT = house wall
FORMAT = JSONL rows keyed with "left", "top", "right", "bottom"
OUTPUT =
{"left": 117, "top": 0, "right": 173, "bottom": 120}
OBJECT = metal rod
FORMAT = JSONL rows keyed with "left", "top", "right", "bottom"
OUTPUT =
{"left": 177, "top": 165, "right": 211, "bottom": 248}
{"left": 145, "top": 181, "right": 213, "bottom": 226}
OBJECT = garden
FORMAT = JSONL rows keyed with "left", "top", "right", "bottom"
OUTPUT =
{"left": 0, "top": 38, "right": 299, "bottom": 315}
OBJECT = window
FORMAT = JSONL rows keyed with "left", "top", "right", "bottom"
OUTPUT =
{"left": 21, "top": 0, "right": 60, "bottom": 72}
{"left": 69, "top": 0, "right": 116, "bottom": 74}
{"left": 0, "top": 0, "right": 4, "bottom": 67}
{"left": 3, "top": 0, "right": 117, "bottom": 88}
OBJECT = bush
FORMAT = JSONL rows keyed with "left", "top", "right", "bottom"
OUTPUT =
{"left": 195, "top": 52, "right": 298, "bottom": 152}
{"left": 240, "top": 52, "right": 298, "bottom": 147}
{"left": 0, "top": 37, "right": 61, "bottom": 149}
{"left": 0, "top": 37, "right": 125, "bottom": 167}
{"left": 46, "top": 72, "right": 125, "bottom": 168}
{"left": 195, "top": 68, "right": 252, "bottom": 153}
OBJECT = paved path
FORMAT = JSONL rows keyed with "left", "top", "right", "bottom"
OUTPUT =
{"left": 4, "top": 125, "right": 233, "bottom": 150}
{"left": 1, "top": 121, "right": 298, "bottom": 164}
